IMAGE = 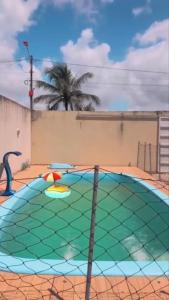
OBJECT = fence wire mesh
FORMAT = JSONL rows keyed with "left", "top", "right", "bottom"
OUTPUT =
{"left": 137, "top": 142, "right": 158, "bottom": 174}
{"left": 0, "top": 166, "right": 168, "bottom": 299}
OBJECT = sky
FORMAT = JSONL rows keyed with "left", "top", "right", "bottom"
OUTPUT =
{"left": 0, "top": 0, "right": 169, "bottom": 111}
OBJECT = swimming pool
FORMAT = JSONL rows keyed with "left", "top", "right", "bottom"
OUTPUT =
{"left": 0, "top": 171, "right": 168, "bottom": 276}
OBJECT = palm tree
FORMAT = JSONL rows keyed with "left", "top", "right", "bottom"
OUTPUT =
{"left": 34, "top": 63, "right": 100, "bottom": 111}
{"left": 74, "top": 102, "right": 95, "bottom": 111}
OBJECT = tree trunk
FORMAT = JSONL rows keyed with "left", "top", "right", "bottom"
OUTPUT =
{"left": 70, "top": 102, "right": 74, "bottom": 111}
{"left": 65, "top": 102, "right": 68, "bottom": 111}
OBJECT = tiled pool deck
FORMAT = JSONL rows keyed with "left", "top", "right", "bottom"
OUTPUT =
{"left": 0, "top": 165, "right": 168, "bottom": 299}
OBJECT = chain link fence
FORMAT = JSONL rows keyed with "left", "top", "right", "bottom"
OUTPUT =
{"left": 0, "top": 166, "right": 169, "bottom": 299}
{"left": 137, "top": 142, "right": 169, "bottom": 185}
{"left": 137, "top": 142, "right": 158, "bottom": 174}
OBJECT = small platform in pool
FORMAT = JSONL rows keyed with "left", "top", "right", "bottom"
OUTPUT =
{"left": 48, "top": 163, "right": 75, "bottom": 170}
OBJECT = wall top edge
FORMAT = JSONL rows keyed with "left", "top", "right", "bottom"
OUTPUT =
{"left": 0, "top": 95, "right": 30, "bottom": 111}
{"left": 32, "top": 110, "right": 169, "bottom": 121}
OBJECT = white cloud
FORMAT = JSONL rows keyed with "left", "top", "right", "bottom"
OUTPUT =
{"left": 49, "top": 0, "right": 97, "bottom": 19}
{"left": 0, "top": 1, "right": 168, "bottom": 111}
{"left": 0, "top": 0, "right": 42, "bottom": 105}
{"left": 48, "top": 0, "right": 114, "bottom": 18}
{"left": 101, "top": 0, "right": 114, "bottom": 3}
{"left": 135, "top": 19, "right": 169, "bottom": 45}
{"left": 61, "top": 28, "right": 112, "bottom": 65}
{"left": 0, "top": 0, "right": 114, "bottom": 106}
{"left": 60, "top": 20, "right": 169, "bottom": 111}
{"left": 132, "top": 0, "right": 152, "bottom": 17}
{"left": 0, "top": 0, "right": 40, "bottom": 52}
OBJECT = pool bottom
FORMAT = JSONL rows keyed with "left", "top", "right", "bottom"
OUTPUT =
{"left": 0, "top": 251, "right": 168, "bottom": 276}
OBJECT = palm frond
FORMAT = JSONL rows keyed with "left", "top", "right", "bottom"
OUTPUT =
{"left": 73, "top": 72, "right": 93, "bottom": 89}
{"left": 48, "top": 99, "right": 62, "bottom": 110}
{"left": 45, "top": 64, "right": 72, "bottom": 84}
{"left": 74, "top": 103, "right": 83, "bottom": 111}
{"left": 74, "top": 102, "right": 95, "bottom": 111}
{"left": 35, "top": 63, "right": 101, "bottom": 110}
{"left": 34, "top": 94, "right": 61, "bottom": 103}
{"left": 71, "top": 91, "right": 100, "bottom": 105}
{"left": 36, "top": 80, "right": 59, "bottom": 93}
{"left": 84, "top": 103, "right": 95, "bottom": 111}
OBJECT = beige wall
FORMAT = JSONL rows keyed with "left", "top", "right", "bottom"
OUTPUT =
{"left": 32, "top": 111, "right": 159, "bottom": 166}
{"left": 0, "top": 96, "right": 31, "bottom": 177}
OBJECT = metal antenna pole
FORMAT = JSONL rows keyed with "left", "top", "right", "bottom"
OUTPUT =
{"left": 23, "top": 41, "right": 33, "bottom": 114}
{"left": 85, "top": 165, "right": 99, "bottom": 300}
{"left": 30, "top": 54, "right": 33, "bottom": 113}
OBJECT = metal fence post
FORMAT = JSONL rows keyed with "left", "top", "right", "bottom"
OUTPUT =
{"left": 149, "top": 143, "right": 152, "bottom": 174}
{"left": 144, "top": 142, "right": 146, "bottom": 171}
{"left": 137, "top": 141, "right": 140, "bottom": 168}
{"left": 85, "top": 165, "right": 99, "bottom": 300}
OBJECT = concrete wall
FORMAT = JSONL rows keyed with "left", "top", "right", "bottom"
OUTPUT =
{"left": 32, "top": 111, "right": 159, "bottom": 166}
{"left": 0, "top": 96, "right": 31, "bottom": 177}
{"left": 0, "top": 95, "right": 167, "bottom": 174}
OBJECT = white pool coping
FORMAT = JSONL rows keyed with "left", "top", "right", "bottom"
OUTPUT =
{"left": 124, "top": 173, "right": 169, "bottom": 206}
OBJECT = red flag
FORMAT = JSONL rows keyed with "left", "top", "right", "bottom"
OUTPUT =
{"left": 23, "top": 40, "right": 29, "bottom": 47}
{"left": 29, "top": 90, "right": 33, "bottom": 97}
